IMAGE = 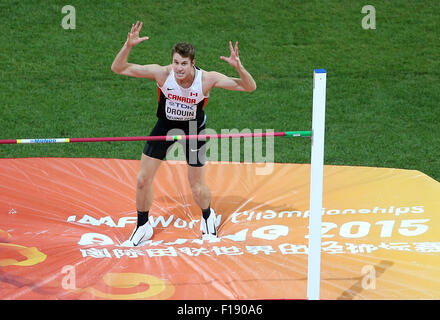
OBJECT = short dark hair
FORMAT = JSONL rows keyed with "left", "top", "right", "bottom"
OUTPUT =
{"left": 172, "top": 42, "right": 195, "bottom": 61}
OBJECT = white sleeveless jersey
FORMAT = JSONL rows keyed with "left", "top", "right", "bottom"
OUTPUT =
{"left": 156, "top": 66, "right": 208, "bottom": 123}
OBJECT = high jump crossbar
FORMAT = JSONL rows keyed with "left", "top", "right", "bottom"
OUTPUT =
{"left": 0, "top": 70, "right": 326, "bottom": 300}
{"left": 0, "top": 131, "right": 311, "bottom": 144}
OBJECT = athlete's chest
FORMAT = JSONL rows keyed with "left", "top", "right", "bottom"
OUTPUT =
{"left": 161, "top": 86, "right": 203, "bottom": 105}
{"left": 160, "top": 67, "right": 207, "bottom": 102}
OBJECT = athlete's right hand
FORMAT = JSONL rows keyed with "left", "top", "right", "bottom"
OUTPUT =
{"left": 126, "top": 21, "right": 149, "bottom": 48}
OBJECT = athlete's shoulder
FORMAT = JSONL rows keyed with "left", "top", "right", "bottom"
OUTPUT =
{"left": 200, "top": 70, "right": 215, "bottom": 94}
{"left": 156, "top": 65, "right": 173, "bottom": 87}
{"left": 201, "top": 70, "right": 224, "bottom": 83}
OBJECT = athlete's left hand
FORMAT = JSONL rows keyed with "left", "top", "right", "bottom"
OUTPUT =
{"left": 220, "top": 41, "right": 242, "bottom": 69}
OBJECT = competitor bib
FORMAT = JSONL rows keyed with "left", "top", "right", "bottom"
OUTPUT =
{"left": 165, "top": 99, "right": 197, "bottom": 121}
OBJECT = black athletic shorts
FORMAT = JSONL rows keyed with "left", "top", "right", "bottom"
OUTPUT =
{"left": 143, "top": 118, "right": 207, "bottom": 167}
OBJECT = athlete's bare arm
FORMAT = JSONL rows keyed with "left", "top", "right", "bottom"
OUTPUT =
{"left": 204, "top": 41, "right": 257, "bottom": 94}
{"left": 111, "top": 21, "right": 169, "bottom": 84}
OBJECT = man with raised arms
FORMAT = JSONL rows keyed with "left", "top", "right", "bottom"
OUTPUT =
{"left": 111, "top": 21, "right": 256, "bottom": 246}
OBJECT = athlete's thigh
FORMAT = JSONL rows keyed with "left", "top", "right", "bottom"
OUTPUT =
{"left": 138, "top": 153, "right": 163, "bottom": 183}
{"left": 143, "top": 120, "right": 175, "bottom": 161}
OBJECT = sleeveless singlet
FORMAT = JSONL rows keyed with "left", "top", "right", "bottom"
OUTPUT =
{"left": 156, "top": 66, "right": 208, "bottom": 125}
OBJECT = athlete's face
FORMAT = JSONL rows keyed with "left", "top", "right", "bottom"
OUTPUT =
{"left": 172, "top": 53, "right": 194, "bottom": 81}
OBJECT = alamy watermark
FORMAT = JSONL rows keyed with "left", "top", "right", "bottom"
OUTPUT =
{"left": 361, "top": 264, "right": 376, "bottom": 290}
{"left": 361, "top": 5, "right": 376, "bottom": 30}
{"left": 61, "top": 265, "right": 77, "bottom": 290}
{"left": 61, "top": 5, "right": 76, "bottom": 30}
{"left": 164, "top": 122, "right": 276, "bottom": 175}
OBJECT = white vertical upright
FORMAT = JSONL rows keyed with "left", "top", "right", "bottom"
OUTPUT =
{"left": 307, "top": 69, "right": 327, "bottom": 300}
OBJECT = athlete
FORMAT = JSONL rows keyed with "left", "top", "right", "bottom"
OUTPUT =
{"left": 111, "top": 21, "right": 256, "bottom": 246}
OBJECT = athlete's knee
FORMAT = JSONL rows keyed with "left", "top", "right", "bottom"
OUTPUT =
{"left": 136, "top": 172, "right": 154, "bottom": 190}
{"left": 189, "top": 181, "right": 203, "bottom": 198}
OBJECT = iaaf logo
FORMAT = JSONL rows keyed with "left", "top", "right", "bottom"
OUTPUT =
{"left": 67, "top": 205, "right": 426, "bottom": 230}
{"left": 67, "top": 213, "right": 218, "bottom": 229}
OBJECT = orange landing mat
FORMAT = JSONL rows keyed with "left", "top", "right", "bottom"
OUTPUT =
{"left": 1, "top": 158, "right": 439, "bottom": 300}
